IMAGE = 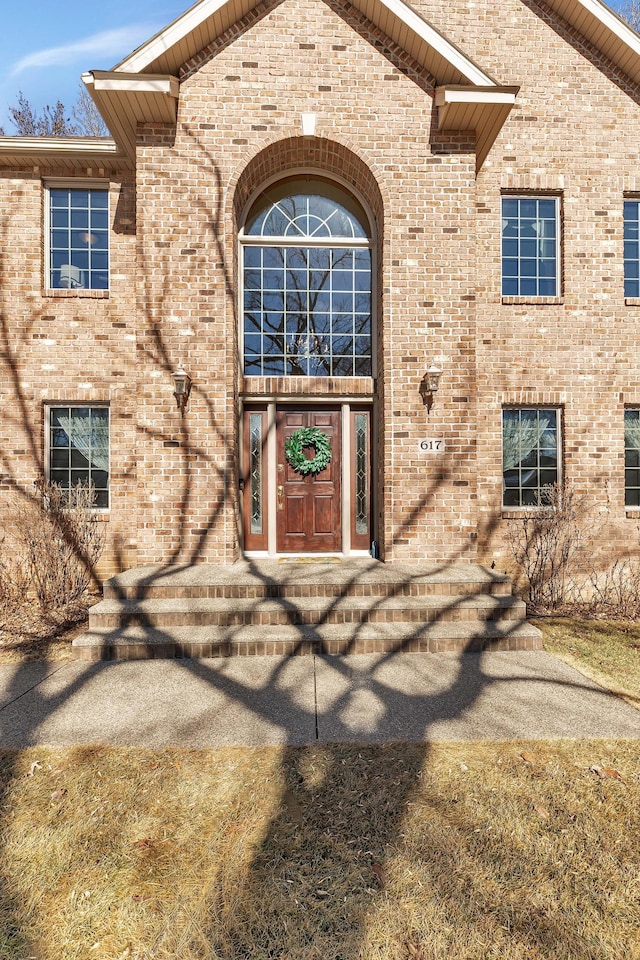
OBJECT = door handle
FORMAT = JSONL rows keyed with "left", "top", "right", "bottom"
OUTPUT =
{"left": 277, "top": 485, "right": 284, "bottom": 510}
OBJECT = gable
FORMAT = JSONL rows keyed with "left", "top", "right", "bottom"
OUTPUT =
{"left": 114, "top": 0, "right": 496, "bottom": 85}
{"left": 80, "top": 0, "right": 518, "bottom": 171}
{"left": 2, "top": 0, "right": 639, "bottom": 173}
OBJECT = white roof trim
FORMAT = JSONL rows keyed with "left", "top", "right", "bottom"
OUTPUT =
{"left": 435, "top": 87, "right": 518, "bottom": 107}
{"left": 115, "top": 0, "right": 230, "bottom": 73}
{"left": 115, "top": 0, "right": 495, "bottom": 85}
{"left": 372, "top": 0, "right": 493, "bottom": 85}
{"left": 0, "top": 136, "right": 119, "bottom": 156}
{"left": 90, "top": 75, "right": 179, "bottom": 96}
{"left": 572, "top": 0, "right": 640, "bottom": 58}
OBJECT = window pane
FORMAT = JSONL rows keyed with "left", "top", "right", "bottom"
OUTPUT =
{"left": 50, "top": 189, "right": 68, "bottom": 208}
{"left": 538, "top": 199, "right": 556, "bottom": 219}
{"left": 502, "top": 408, "right": 559, "bottom": 507}
{"left": 50, "top": 469, "right": 70, "bottom": 487}
{"left": 70, "top": 210, "right": 89, "bottom": 229}
{"left": 243, "top": 243, "right": 372, "bottom": 377}
{"left": 48, "top": 188, "right": 109, "bottom": 290}
{"left": 50, "top": 450, "right": 69, "bottom": 468}
{"left": 71, "top": 448, "right": 90, "bottom": 468}
{"left": 519, "top": 199, "right": 537, "bottom": 219}
{"left": 501, "top": 196, "right": 558, "bottom": 297}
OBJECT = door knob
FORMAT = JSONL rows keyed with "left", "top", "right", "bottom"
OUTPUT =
{"left": 277, "top": 485, "right": 284, "bottom": 510}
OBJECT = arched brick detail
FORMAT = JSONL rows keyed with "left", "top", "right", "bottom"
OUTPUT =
{"left": 230, "top": 135, "right": 385, "bottom": 238}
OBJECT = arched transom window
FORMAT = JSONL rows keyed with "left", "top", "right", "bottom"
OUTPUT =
{"left": 241, "top": 178, "right": 372, "bottom": 376}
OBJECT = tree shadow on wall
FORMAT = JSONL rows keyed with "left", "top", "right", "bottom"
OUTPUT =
{"left": 0, "top": 147, "right": 590, "bottom": 959}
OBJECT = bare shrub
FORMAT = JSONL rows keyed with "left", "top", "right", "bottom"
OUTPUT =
{"left": 507, "top": 483, "right": 640, "bottom": 620}
{"left": 0, "top": 481, "right": 105, "bottom": 631}
{"left": 571, "top": 557, "right": 640, "bottom": 621}
{"left": 506, "top": 482, "right": 595, "bottom": 613}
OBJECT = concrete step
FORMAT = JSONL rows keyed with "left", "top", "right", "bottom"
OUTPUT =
{"left": 73, "top": 620, "right": 544, "bottom": 661}
{"left": 79, "top": 561, "right": 539, "bottom": 661}
{"left": 89, "top": 594, "right": 528, "bottom": 630}
{"left": 102, "top": 561, "right": 512, "bottom": 601}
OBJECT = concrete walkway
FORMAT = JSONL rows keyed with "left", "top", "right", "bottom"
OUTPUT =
{"left": 0, "top": 651, "right": 637, "bottom": 748}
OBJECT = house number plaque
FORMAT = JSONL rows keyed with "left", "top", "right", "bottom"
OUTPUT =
{"left": 419, "top": 438, "right": 445, "bottom": 453}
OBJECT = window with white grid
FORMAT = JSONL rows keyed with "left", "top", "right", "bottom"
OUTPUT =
{"left": 241, "top": 178, "right": 372, "bottom": 377}
{"left": 501, "top": 196, "right": 559, "bottom": 297}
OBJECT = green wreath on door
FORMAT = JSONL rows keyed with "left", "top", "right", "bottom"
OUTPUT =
{"left": 285, "top": 427, "right": 332, "bottom": 476}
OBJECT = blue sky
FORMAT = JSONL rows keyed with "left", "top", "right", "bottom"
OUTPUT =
{"left": 0, "top": 1, "right": 189, "bottom": 132}
{"left": 0, "top": 0, "right": 632, "bottom": 134}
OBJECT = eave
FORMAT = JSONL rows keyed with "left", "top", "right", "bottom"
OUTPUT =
{"left": 435, "top": 86, "right": 520, "bottom": 172}
{"left": 82, "top": 72, "right": 180, "bottom": 162}
{"left": 545, "top": 0, "right": 640, "bottom": 88}
{"left": 0, "top": 136, "right": 128, "bottom": 172}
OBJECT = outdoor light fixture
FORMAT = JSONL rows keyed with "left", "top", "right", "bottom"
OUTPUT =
{"left": 419, "top": 364, "right": 443, "bottom": 411}
{"left": 172, "top": 365, "right": 192, "bottom": 413}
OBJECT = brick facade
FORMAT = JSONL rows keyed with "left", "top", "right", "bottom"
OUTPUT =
{"left": 1, "top": 0, "right": 639, "bottom": 576}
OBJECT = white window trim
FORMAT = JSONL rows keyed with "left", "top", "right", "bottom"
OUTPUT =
{"left": 44, "top": 179, "right": 111, "bottom": 292}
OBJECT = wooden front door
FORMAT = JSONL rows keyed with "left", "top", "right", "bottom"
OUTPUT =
{"left": 276, "top": 407, "right": 342, "bottom": 553}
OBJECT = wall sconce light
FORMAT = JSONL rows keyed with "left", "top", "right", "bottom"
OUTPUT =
{"left": 172, "top": 365, "right": 192, "bottom": 413}
{"left": 419, "top": 364, "right": 443, "bottom": 412}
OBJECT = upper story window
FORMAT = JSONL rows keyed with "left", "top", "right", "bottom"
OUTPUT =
{"left": 502, "top": 196, "right": 559, "bottom": 297}
{"left": 47, "top": 405, "right": 110, "bottom": 508}
{"left": 623, "top": 200, "right": 640, "bottom": 298}
{"left": 241, "top": 177, "right": 372, "bottom": 377}
{"left": 47, "top": 186, "right": 109, "bottom": 290}
{"left": 624, "top": 409, "right": 640, "bottom": 506}
{"left": 502, "top": 407, "right": 559, "bottom": 507}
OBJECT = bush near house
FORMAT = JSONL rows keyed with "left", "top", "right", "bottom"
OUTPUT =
{"left": 507, "top": 482, "right": 640, "bottom": 620}
{"left": 0, "top": 482, "right": 104, "bottom": 650}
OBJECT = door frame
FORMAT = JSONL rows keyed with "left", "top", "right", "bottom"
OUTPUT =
{"left": 240, "top": 399, "right": 375, "bottom": 556}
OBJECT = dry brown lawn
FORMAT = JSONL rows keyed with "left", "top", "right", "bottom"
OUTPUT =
{"left": 537, "top": 618, "right": 640, "bottom": 709}
{"left": 0, "top": 740, "right": 638, "bottom": 960}
{"left": 0, "top": 606, "right": 89, "bottom": 663}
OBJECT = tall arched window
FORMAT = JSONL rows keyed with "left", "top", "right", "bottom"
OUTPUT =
{"left": 241, "top": 177, "right": 373, "bottom": 376}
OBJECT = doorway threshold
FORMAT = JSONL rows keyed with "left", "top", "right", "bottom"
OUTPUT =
{"left": 277, "top": 555, "right": 343, "bottom": 564}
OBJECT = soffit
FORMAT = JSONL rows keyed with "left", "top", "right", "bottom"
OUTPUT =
{"left": 82, "top": 73, "right": 180, "bottom": 162}
{"left": 0, "top": 137, "right": 127, "bottom": 172}
{"left": 544, "top": 0, "right": 640, "bottom": 88}
{"left": 435, "top": 86, "right": 519, "bottom": 172}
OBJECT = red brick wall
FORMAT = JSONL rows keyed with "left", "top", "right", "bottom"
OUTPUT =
{"left": 1, "top": 0, "right": 639, "bottom": 573}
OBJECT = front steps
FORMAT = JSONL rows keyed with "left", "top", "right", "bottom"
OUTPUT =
{"left": 72, "top": 560, "right": 543, "bottom": 660}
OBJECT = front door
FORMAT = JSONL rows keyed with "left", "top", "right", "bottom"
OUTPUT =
{"left": 276, "top": 407, "right": 342, "bottom": 553}
{"left": 241, "top": 403, "right": 372, "bottom": 554}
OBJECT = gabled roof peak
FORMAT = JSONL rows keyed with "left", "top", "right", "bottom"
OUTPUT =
{"left": 114, "top": 0, "right": 496, "bottom": 87}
